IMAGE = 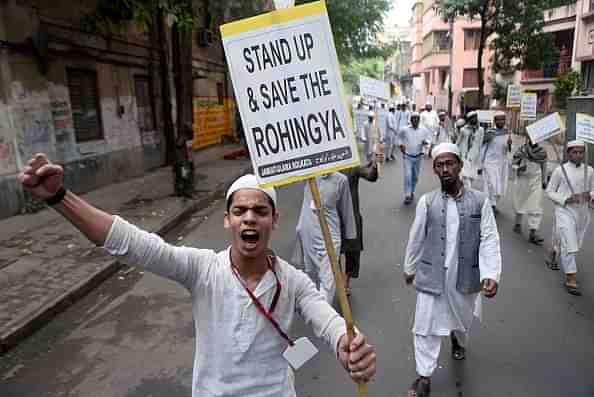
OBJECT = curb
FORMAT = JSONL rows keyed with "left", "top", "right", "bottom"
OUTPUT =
{"left": 0, "top": 164, "right": 252, "bottom": 354}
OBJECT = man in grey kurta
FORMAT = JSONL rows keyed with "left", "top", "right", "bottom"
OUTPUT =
{"left": 294, "top": 173, "right": 357, "bottom": 303}
{"left": 403, "top": 143, "right": 501, "bottom": 397}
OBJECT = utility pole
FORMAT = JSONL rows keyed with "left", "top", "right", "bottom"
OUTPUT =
{"left": 447, "top": 17, "right": 454, "bottom": 117}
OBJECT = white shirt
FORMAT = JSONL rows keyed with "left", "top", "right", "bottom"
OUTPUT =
{"left": 399, "top": 126, "right": 432, "bottom": 156}
{"left": 404, "top": 193, "right": 502, "bottom": 335}
{"left": 104, "top": 216, "right": 347, "bottom": 397}
{"left": 420, "top": 110, "right": 439, "bottom": 134}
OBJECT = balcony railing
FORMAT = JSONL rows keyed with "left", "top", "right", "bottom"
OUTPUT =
{"left": 521, "top": 54, "right": 571, "bottom": 80}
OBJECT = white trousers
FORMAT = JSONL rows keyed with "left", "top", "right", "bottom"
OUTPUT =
{"left": 515, "top": 213, "right": 543, "bottom": 230}
{"left": 560, "top": 249, "right": 578, "bottom": 274}
{"left": 414, "top": 331, "right": 468, "bottom": 377}
{"left": 308, "top": 255, "right": 335, "bottom": 303}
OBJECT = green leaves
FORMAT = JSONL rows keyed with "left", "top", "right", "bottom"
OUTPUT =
{"left": 296, "top": 0, "right": 392, "bottom": 61}
{"left": 554, "top": 70, "right": 581, "bottom": 109}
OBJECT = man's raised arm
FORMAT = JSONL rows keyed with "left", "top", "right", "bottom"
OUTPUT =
{"left": 18, "top": 153, "right": 114, "bottom": 246}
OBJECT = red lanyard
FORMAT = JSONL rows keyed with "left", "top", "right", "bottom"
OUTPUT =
{"left": 230, "top": 253, "right": 294, "bottom": 346}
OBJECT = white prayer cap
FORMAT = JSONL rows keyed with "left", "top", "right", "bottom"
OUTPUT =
{"left": 455, "top": 119, "right": 466, "bottom": 128}
{"left": 226, "top": 174, "right": 277, "bottom": 208}
{"left": 425, "top": 100, "right": 433, "bottom": 106}
{"left": 567, "top": 140, "right": 586, "bottom": 149}
{"left": 410, "top": 111, "right": 420, "bottom": 117}
{"left": 432, "top": 142, "right": 461, "bottom": 160}
{"left": 467, "top": 111, "right": 477, "bottom": 118}
{"left": 493, "top": 111, "right": 506, "bottom": 118}
{"left": 368, "top": 111, "right": 375, "bottom": 117}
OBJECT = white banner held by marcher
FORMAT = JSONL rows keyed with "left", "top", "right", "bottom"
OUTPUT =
{"left": 506, "top": 85, "right": 522, "bottom": 108}
{"left": 273, "top": 0, "right": 295, "bottom": 9}
{"left": 359, "top": 75, "right": 390, "bottom": 100}
{"left": 477, "top": 110, "right": 495, "bottom": 125}
{"left": 221, "top": 1, "right": 360, "bottom": 187}
{"left": 525, "top": 112, "right": 564, "bottom": 144}
{"left": 576, "top": 112, "right": 594, "bottom": 144}
{"left": 520, "top": 93, "right": 537, "bottom": 120}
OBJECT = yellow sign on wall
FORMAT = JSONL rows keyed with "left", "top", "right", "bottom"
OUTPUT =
{"left": 192, "top": 97, "right": 235, "bottom": 149}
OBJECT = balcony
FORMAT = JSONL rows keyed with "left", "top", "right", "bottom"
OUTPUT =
{"left": 521, "top": 52, "right": 572, "bottom": 81}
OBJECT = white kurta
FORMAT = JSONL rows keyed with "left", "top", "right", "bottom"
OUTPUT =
{"left": 294, "top": 173, "right": 357, "bottom": 302}
{"left": 434, "top": 123, "right": 452, "bottom": 144}
{"left": 404, "top": 194, "right": 502, "bottom": 337}
{"left": 546, "top": 162, "right": 594, "bottom": 255}
{"left": 482, "top": 134, "right": 509, "bottom": 205}
{"left": 421, "top": 110, "right": 440, "bottom": 140}
{"left": 104, "top": 217, "right": 347, "bottom": 397}
{"left": 457, "top": 125, "right": 485, "bottom": 182}
{"left": 513, "top": 160, "right": 544, "bottom": 215}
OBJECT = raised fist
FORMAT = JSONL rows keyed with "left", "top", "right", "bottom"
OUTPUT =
{"left": 18, "top": 153, "right": 64, "bottom": 200}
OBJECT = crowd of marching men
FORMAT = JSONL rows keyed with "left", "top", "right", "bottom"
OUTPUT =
{"left": 15, "top": 98, "right": 592, "bottom": 396}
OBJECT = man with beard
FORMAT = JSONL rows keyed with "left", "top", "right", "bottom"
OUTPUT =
{"left": 457, "top": 111, "right": 485, "bottom": 189}
{"left": 399, "top": 112, "right": 432, "bottom": 205}
{"left": 18, "top": 154, "right": 376, "bottom": 396}
{"left": 385, "top": 106, "right": 399, "bottom": 162}
{"left": 512, "top": 137, "right": 548, "bottom": 245}
{"left": 294, "top": 173, "right": 357, "bottom": 303}
{"left": 481, "top": 112, "right": 512, "bottom": 214}
{"left": 546, "top": 140, "right": 594, "bottom": 296}
{"left": 421, "top": 102, "right": 440, "bottom": 142}
{"left": 403, "top": 143, "right": 502, "bottom": 397}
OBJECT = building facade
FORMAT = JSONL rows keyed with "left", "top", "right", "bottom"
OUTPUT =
{"left": 410, "top": 0, "right": 494, "bottom": 115}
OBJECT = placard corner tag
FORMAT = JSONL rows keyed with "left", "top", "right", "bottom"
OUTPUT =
{"left": 283, "top": 336, "right": 318, "bottom": 370}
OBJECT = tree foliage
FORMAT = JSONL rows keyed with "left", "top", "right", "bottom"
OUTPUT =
{"left": 296, "top": 0, "right": 392, "bottom": 61}
{"left": 82, "top": 0, "right": 194, "bottom": 34}
{"left": 341, "top": 57, "right": 384, "bottom": 95}
{"left": 435, "top": 0, "right": 548, "bottom": 108}
{"left": 554, "top": 70, "right": 581, "bottom": 109}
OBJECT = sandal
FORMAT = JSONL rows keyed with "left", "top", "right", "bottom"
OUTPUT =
{"left": 565, "top": 283, "right": 582, "bottom": 296}
{"left": 545, "top": 259, "right": 559, "bottom": 271}
{"left": 450, "top": 334, "right": 466, "bottom": 360}
{"left": 408, "top": 377, "right": 431, "bottom": 397}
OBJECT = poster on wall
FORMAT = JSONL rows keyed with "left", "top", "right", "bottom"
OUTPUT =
{"left": 221, "top": 1, "right": 359, "bottom": 187}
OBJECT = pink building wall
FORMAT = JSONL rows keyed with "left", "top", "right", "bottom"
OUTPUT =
{"left": 411, "top": 0, "right": 494, "bottom": 115}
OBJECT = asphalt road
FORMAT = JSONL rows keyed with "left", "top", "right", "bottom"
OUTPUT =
{"left": 1, "top": 156, "right": 593, "bottom": 397}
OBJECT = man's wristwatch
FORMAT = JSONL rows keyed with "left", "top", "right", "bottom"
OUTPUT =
{"left": 45, "top": 187, "right": 67, "bottom": 206}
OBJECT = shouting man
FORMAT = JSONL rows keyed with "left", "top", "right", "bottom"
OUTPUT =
{"left": 19, "top": 154, "right": 376, "bottom": 396}
{"left": 403, "top": 143, "right": 502, "bottom": 397}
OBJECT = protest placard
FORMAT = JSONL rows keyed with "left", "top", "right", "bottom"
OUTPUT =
{"left": 221, "top": 1, "right": 360, "bottom": 187}
{"left": 576, "top": 113, "right": 594, "bottom": 144}
{"left": 525, "top": 112, "right": 564, "bottom": 144}
{"left": 477, "top": 110, "right": 495, "bottom": 125}
{"left": 359, "top": 75, "right": 390, "bottom": 100}
{"left": 520, "top": 93, "right": 537, "bottom": 120}
{"left": 506, "top": 85, "right": 522, "bottom": 108}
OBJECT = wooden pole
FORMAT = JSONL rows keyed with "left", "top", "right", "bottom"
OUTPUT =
{"left": 307, "top": 179, "right": 368, "bottom": 397}
{"left": 584, "top": 145, "right": 589, "bottom": 206}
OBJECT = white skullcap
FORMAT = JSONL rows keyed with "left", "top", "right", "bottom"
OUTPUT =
{"left": 411, "top": 111, "right": 420, "bottom": 117}
{"left": 494, "top": 111, "right": 506, "bottom": 118}
{"left": 455, "top": 119, "right": 466, "bottom": 128}
{"left": 567, "top": 140, "right": 586, "bottom": 149}
{"left": 432, "top": 142, "right": 461, "bottom": 159}
{"left": 368, "top": 111, "right": 375, "bottom": 117}
{"left": 226, "top": 174, "right": 277, "bottom": 207}
{"left": 467, "top": 111, "right": 477, "bottom": 118}
{"left": 438, "top": 111, "right": 447, "bottom": 116}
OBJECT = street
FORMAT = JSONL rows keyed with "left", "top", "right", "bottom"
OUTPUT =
{"left": 1, "top": 156, "right": 593, "bottom": 397}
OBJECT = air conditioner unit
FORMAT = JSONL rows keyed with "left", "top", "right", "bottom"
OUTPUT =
{"left": 197, "top": 29, "right": 213, "bottom": 47}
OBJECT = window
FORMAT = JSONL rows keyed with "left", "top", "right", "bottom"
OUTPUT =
{"left": 463, "top": 68, "right": 481, "bottom": 88}
{"left": 464, "top": 29, "right": 481, "bottom": 51}
{"left": 434, "top": 31, "right": 450, "bottom": 51}
{"left": 67, "top": 69, "right": 103, "bottom": 142}
{"left": 134, "top": 76, "right": 155, "bottom": 131}
{"left": 217, "top": 82, "right": 225, "bottom": 105}
{"left": 582, "top": 61, "right": 594, "bottom": 92}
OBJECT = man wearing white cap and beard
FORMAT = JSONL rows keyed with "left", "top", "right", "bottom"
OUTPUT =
{"left": 456, "top": 111, "right": 485, "bottom": 189}
{"left": 481, "top": 111, "right": 512, "bottom": 214}
{"left": 546, "top": 140, "right": 594, "bottom": 296}
{"left": 403, "top": 143, "right": 502, "bottom": 397}
{"left": 421, "top": 103, "right": 440, "bottom": 144}
{"left": 18, "top": 153, "right": 376, "bottom": 396}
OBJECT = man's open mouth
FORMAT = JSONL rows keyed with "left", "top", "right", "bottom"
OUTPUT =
{"left": 241, "top": 230, "right": 260, "bottom": 243}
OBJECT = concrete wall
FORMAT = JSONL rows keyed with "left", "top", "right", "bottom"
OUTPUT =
{"left": 0, "top": 0, "right": 165, "bottom": 219}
